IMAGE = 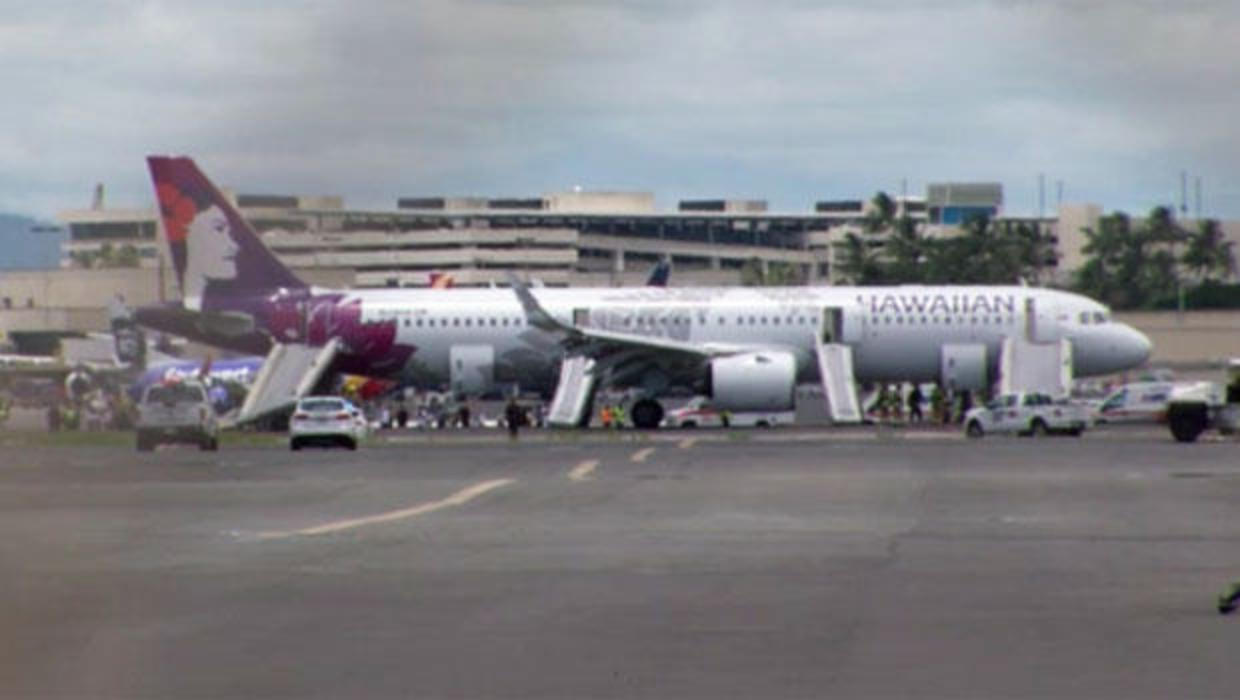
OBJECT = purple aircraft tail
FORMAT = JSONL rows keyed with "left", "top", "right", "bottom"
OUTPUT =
{"left": 147, "top": 156, "right": 305, "bottom": 311}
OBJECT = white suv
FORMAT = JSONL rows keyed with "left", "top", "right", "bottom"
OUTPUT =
{"left": 136, "top": 380, "right": 219, "bottom": 451}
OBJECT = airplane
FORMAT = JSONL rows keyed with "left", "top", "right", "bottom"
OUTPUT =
{"left": 133, "top": 156, "right": 1152, "bottom": 428}
{"left": 129, "top": 355, "right": 263, "bottom": 396}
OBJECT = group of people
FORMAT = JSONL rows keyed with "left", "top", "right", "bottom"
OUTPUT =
{"left": 45, "top": 388, "right": 135, "bottom": 432}
{"left": 867, "top": 383, "right": 976, "bottom": 425}
{"left": 598, "top": 403, "right": 628, "bottom": 429}
{"left": 370, "top": 393, "right": 545, "bottom": 434}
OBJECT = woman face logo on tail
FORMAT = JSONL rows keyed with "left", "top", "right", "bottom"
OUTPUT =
{"left": 183, "top": 204, "right": 239, "bottom": 308}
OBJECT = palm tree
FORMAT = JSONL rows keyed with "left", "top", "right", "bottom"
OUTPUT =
{"left": 864, "top": 192, "right": 897, "bottom": 235}
{"left": 1073, "top": 208, "right": 1189, "bottom": 309}
{"left": 836, "top": 233, "right": 885, "bottom": 284}
{"left": 1182, "top": 218, "right": 1235, "bottom": 283}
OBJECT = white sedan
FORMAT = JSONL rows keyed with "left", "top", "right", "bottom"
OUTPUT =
{"left": 289, "top": 396, "right": 368, "bottom": 450}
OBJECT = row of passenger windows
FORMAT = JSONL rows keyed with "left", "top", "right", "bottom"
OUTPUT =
{"left": 389, "top": 312, "right": 1020, "bottom": 330}
{"left": 395, "top": 315, "right": 824, "bottom": 329}
{"left": 618, "top": 316, "right": 822, "bottom": 326}
{"left": 400, "top": 317, "right": 527, "bottom": 328}
{"left": 871, "top": 315, "right": 1016, "bottom": 326}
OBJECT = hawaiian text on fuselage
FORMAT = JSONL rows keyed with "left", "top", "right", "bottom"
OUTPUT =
{"left": 859, "top": 292, "right": 1017, "bottom": 316}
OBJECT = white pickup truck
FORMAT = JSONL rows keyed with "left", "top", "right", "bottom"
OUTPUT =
{"left": 964, "top": 391, "right": 1088, "bottom": 438}
{"left": 135, "top": 380, "right": 220, "bottom": 451}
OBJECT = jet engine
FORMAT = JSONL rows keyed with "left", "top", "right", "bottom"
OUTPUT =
{"left": 709, "top": 351, "right": 797, "bottom": 411}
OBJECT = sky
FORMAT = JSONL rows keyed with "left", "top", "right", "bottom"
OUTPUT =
{"left": 2, "top": 0, "right": 1239, "bottom": 222}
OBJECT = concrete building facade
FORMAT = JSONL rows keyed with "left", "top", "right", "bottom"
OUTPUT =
{"left": 3, "top": 177, "right": 1239, "bottom": 346}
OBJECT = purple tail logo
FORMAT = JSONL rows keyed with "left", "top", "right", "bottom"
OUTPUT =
{"left": 148, "top": 156, "right": 304, "bottom": 311}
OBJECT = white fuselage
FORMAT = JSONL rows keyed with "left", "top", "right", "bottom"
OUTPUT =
{"left": 333, "top": 284, "right": 1151, "bottom": 393}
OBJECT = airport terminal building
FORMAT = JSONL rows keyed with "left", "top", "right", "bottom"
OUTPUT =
{"left": 2, "top": 178, "right": 1237, "bottom": 362}
{"left": 44, "top": 180, "right": 1020, "bottom": 295}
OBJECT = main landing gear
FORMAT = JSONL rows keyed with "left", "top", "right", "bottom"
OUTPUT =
{"left": 629, "top": 399, "right": 665, "bottom": 430}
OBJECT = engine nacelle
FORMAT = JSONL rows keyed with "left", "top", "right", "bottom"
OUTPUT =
{"left": 709, "top": 351, "right": 796, "bottom": 411}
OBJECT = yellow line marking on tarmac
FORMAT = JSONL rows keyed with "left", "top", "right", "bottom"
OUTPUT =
{"left": 631, "top": 447, "right": 656, "bottom": 463}
{"left": 678, "top": 438, "right": 697, "bottom": 449}
{"left": 256, "top": 478, "right": 514, "bottom": 539}
{"left": 568, "top": 459, "right": 599, "bottom": 482}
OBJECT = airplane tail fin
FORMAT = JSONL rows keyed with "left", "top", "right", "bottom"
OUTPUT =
{"left": 646, "top": 259, "right": 670, "bottom": 287}
{"left": 147, "top": 156, "right": 305, "bottom": 311}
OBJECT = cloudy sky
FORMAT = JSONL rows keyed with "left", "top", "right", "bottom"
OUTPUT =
{"left": 2, "top": 0, "right": 1239, "bottom": 221}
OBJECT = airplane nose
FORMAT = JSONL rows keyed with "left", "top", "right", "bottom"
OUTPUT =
{"left": 1123, "top": 324, "right": 1152, "bottom": 367}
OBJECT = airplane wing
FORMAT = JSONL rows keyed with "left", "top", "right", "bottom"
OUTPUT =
{"left": 508, "top": 272, "right": 737, "bottom": 362}
{"left": 509, "top": 274, "right": 767, "bottom": 428}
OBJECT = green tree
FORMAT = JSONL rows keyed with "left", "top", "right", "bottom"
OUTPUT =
{"left": 884, "top": 214, "right": 926, "bottom": 283}
{"left": 113, "top": 244, "right": 141, "bottom": 268}
{"left": 1073, "top": 207, "right": 1184, "bottom": 309}
{"left": 864, "top": 191, "right": 897, "bottom": 235}
{"left": 740, "top": 257, "right": 805, "bottom": 286}
{"left": 836, "top": 233, "right": 886, "bottom": 284}
{"left": 1181, "top": 218, "right": 1235, "bottom": 283}
{"left": 920, "top": 215, "right": 1039, "bottom": 285}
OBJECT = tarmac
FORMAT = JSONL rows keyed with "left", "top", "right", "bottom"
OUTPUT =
{"left": 2, "top": 426, "right": 1239, "bottom": 698}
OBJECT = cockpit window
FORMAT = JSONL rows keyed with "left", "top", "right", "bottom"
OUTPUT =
{"left": 1093, "top": 311, "right": 1107, "bottom": 324}
{"left": 1079, "top": 311, "right": 1090, "bottom": 325}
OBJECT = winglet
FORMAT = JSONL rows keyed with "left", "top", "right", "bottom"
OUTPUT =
{"left": 505, "top": 272, "right": 564, "bottom": 332}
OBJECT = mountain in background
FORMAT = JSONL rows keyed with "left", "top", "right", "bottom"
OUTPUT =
{"left": 0, "top": 213, "right": 64, "bottom": 270}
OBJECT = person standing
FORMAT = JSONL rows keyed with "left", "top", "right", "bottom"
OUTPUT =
{"left": 907, "top": 384, "right": 924, "bottom": 423}
{"left": 504, "top": 397, "right": 524, "bottom": 441}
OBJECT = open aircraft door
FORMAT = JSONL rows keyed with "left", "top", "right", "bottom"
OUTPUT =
{"left": 1025, "top": 297, "right": 1061, "bottom": 343}
{"left": 816, "top": 305, "right": 863, "bottom": 423}
{"left": 822, "top": 304, "right": 864, "bottom": 345}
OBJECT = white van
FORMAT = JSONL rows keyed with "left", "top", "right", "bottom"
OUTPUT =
{"left": 662, "top": 396, "right": 792, "bottom": 428}
{"left": 1093, "top": 382, "right": 1176, "bottom": 424}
